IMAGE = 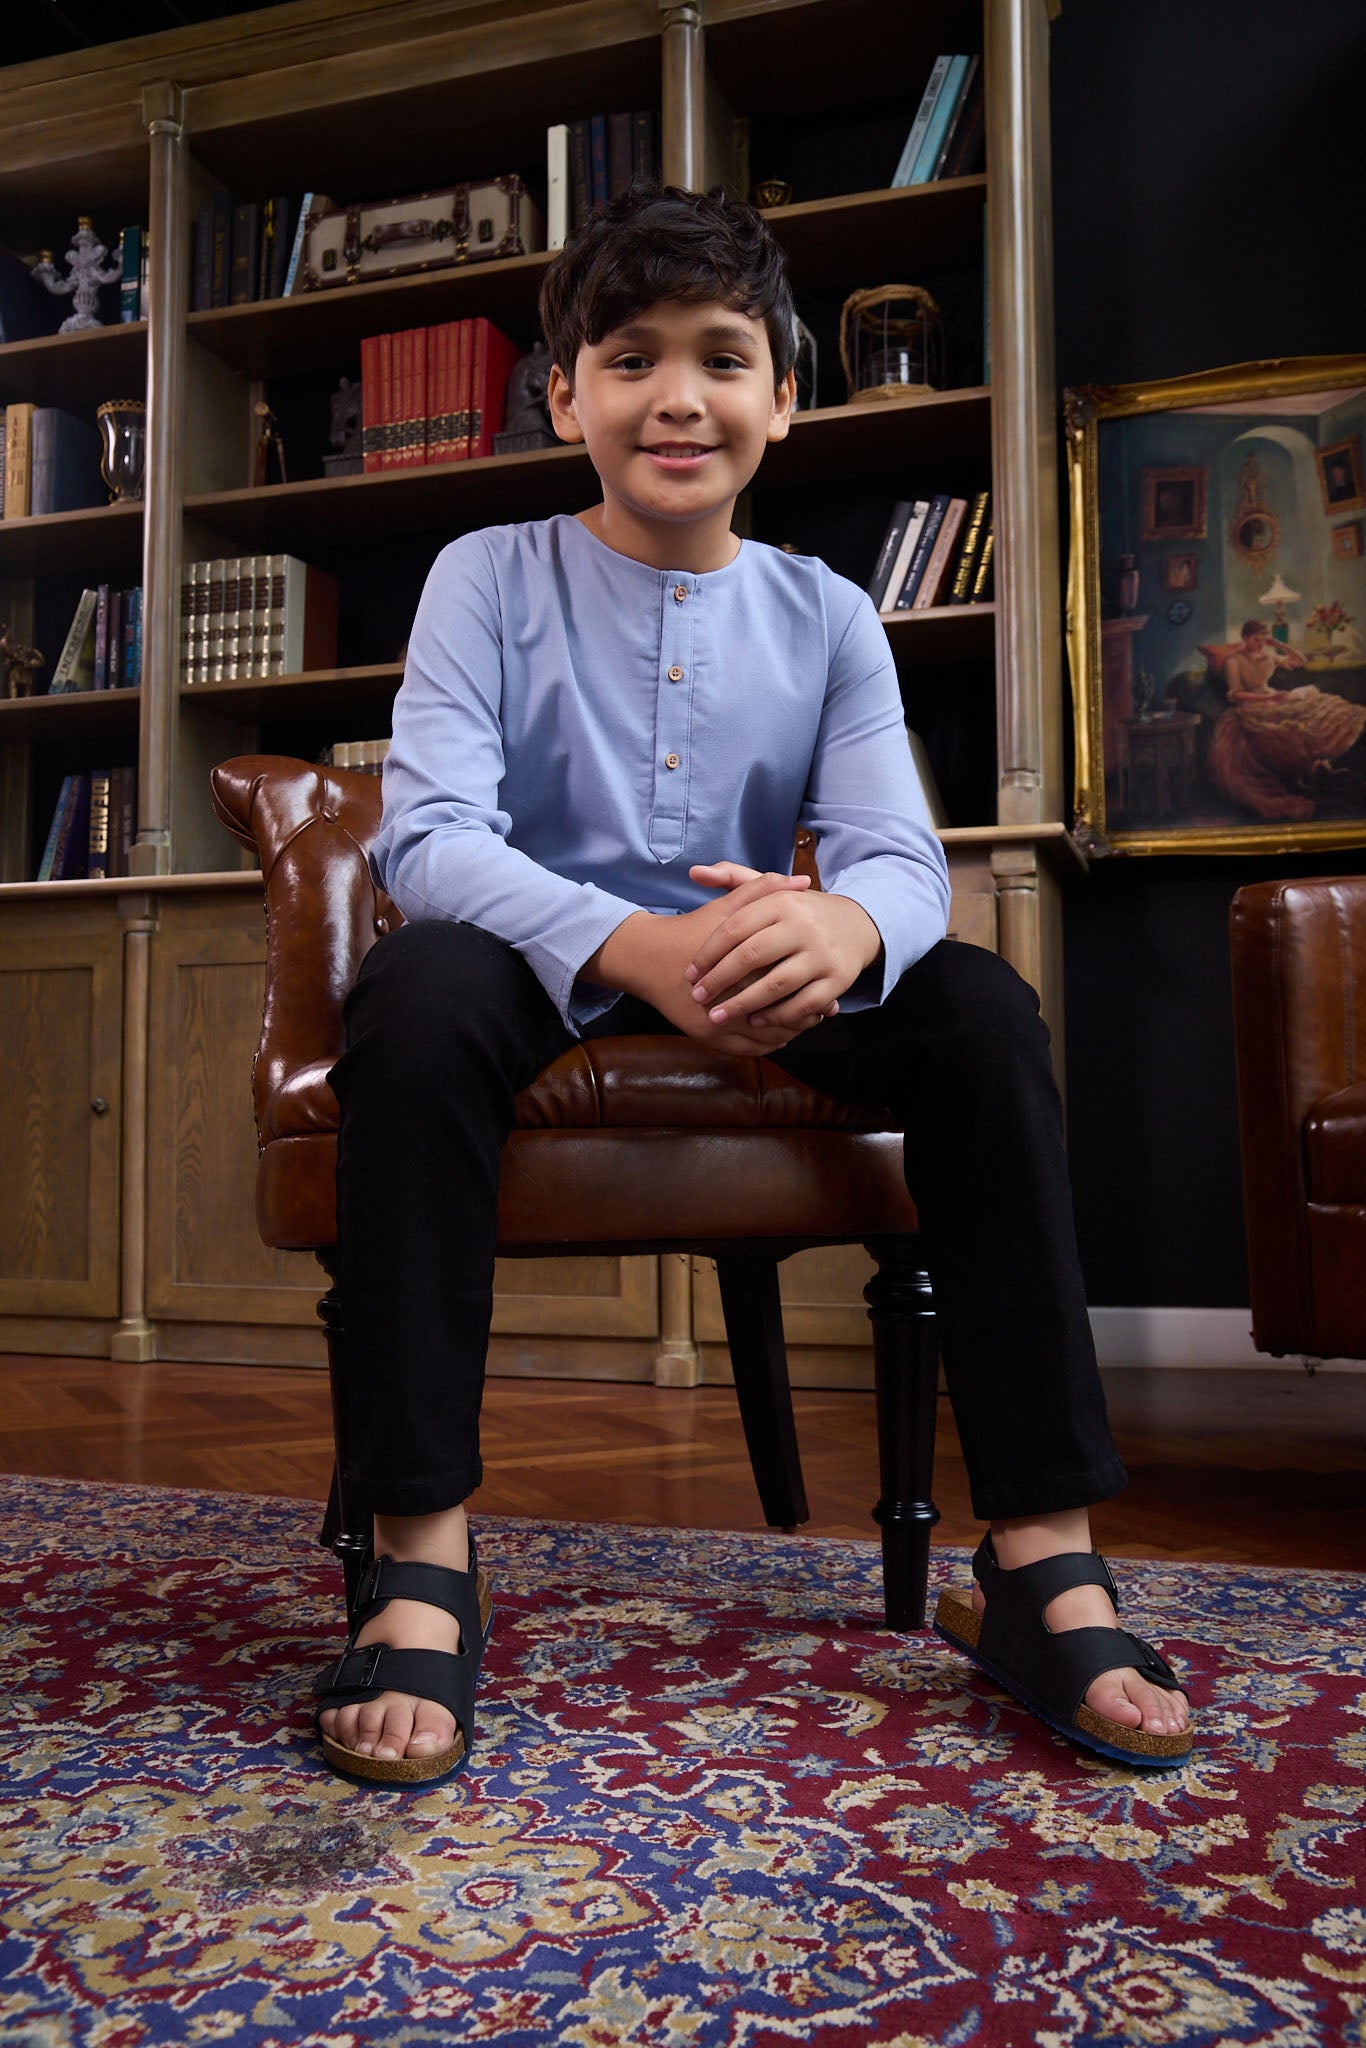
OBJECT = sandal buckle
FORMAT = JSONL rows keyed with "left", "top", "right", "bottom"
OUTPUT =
{"left": 336, "top": 1642, "right": 385, "bottom": 1691}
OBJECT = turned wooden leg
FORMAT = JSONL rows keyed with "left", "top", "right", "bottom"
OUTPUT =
{"left": 715, "top": 1256, "right": 809, "bottom": 1529}
{"left": 863, "top": 1236, "right": 940, "bottom": 1630}
{"left": 316, "top": 1252, "right": 372, "bottom": 1624}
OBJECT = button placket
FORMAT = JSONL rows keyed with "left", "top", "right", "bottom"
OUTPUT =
{"left": 649, "top": 571, "right": 695, "bottom": 859}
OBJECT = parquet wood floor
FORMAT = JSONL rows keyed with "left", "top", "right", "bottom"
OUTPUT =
{"left": 0, "top": 1354, "right": 1360, "bottom": 1569}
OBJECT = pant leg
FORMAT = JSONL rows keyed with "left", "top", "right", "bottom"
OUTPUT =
{"left": 768, "top": 939, "right": 1126, "bottom": 1522}
{"left": 328, "top": 919, "right": 574, "bottom": 1520}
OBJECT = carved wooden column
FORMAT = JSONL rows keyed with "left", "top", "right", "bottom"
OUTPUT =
{"left": 109, "top": 894, "right": 158, "bottom": 1360}
{"left": 658, "top": 2, "right": 704, "bottom": 188}
{"left": 655, "top": 1252, "right": 701, "bottom": 1386}
{"left": 983, "top": 0, "right": 1062, "bottom": 828}
{"left": 132, "top": 81, "right": 188, "bottom": 877}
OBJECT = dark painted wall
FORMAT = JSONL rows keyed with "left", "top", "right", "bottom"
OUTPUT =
{"left": 1049, "top": 0, "right": 1366, "bottom": 1306}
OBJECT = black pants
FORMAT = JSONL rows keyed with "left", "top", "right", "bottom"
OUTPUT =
{"left": 329, "top": 921, "right": 1125, "bottom": 1526}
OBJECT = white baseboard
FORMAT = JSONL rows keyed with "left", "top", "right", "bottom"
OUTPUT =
{"left": 1089, "top": 1306, "right": 1364, "bottom": 1372}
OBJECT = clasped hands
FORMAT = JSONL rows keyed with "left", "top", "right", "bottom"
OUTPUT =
{"left": 587, "top": 861, "right": 882, "bottom": 1057}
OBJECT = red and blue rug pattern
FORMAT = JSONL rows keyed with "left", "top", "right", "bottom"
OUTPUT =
{"left": 0, "top": 1473, "right": 1362, "bottom": 2046}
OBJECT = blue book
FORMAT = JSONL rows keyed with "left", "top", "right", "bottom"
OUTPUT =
{"left": 30, "top": 408, "right": 104, "bottom": 516}
{"left": 892, "top": 56, "right": 952, "bottom": 186}
{"left": 590, "top": 115, "right": 609, "bottom": 209}
{"left": 282, "top": 194, "right": 313, "bottom": 296}
{"left": 119, "top": 225, "right": 142, "bottom": 323}
{"left": 908, "top": 55, "right": 970, "bottom": 184}
{"left": 37, "top": 775, "right": 77, "bottom": 881}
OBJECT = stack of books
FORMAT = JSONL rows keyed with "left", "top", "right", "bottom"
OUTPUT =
{"left": 868, "top": 491, "right": 994, "bottom": 613}
{"left": 359, "top": 318, "right": 522, "bottom": 470}
{"left": 1, "top": 406, "right": 106, "bottom": 519}
{"left": 546, "top": 111, "right": 660, "bottom": 247}
{"left": 36, "top": 766, "right": 138, "bottom": 881}
{"left": 192, "top": 192, "right": 299, "bottom": 309}
{"left": 44, "top": 586, "right": 143, "bottom": 694}
{"left": 891, "top": 56, "right": 985, "bottom": 187}
{"left": 320, "top": 738, "right": 391, "bottom": 773}
{"left": 180, "top": 554, "right": 339, "bottom": 684}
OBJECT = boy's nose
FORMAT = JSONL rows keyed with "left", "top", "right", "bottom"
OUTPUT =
{"left": 654, "top": 372, "right": 705, "bottom": 419}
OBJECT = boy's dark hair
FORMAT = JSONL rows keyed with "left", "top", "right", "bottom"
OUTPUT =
{"left": 539, "top": 182, "right": 797, "bottom": 392}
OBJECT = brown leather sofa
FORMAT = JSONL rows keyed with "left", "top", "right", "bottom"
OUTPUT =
{"left": 1230, "top": 875, "right": 1366, "bottom": 1360}
{"left": 210, "top": 755, "right": 940, "bottom": 1628}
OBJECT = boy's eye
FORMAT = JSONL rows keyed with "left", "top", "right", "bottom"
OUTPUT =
{"left": 706, "top": 354, "right": 746, "bottom": 371}
{"left": 612, "top": 354, "right": 651, "bottom": 371}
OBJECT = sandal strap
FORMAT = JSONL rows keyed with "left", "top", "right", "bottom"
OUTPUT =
{"left": 316, "top": 1641, "right": 476, "bottom": 1719}
{"left": 352, "top": 1537, "right": 484, "bottom": 1641}
{"left": 970, "top": 1533, "right": 1186, "bottom": 1722}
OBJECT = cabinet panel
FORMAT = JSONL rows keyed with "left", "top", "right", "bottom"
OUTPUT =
{"left": 0, "top": 909, "right": 122, "bottom": 1317}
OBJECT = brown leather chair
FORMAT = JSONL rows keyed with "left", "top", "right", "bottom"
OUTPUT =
{"left": 1230, "top": 875, "right": 1366, "bottom": 1360}
{"left": 210, "top": 755, "right": 940, "bottom": 1628}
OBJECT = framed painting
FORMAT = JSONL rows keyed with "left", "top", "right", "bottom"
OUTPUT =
{"left": 1064, "top": 354, "right": 1366, "bottom": 855}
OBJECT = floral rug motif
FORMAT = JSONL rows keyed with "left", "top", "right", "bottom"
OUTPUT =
{"left": 0, "top": 1473, "right": 1362, "bottom": 2046}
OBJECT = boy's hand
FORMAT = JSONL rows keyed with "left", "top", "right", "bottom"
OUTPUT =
{"left": 585, "top": 870, "right": 819, "bottom": 1055}
{"left": 685, "top": 867, "right": 882, "bottom": 1032}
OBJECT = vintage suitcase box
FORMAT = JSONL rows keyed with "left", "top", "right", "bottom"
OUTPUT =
{"left": 298, "top": 177, "right": 545, "bottom": 290}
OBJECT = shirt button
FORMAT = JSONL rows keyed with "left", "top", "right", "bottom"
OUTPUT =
{"left": 665, "top": 752, "right": 680, "bottom": 769}
{"left": 674, "top": 585, "right": 688, "bottom": 603}
{"left": 668, "top": 665, "right": 684, "bottom": 682}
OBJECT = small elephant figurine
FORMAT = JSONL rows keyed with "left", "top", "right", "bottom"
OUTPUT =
{"left": 0, "top": 625, "right": 44, "bottom": 699}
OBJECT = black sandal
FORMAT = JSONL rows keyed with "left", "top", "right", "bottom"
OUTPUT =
{"left": 934, "top": 1534, "right": 1193, "bottom": 1767}
{"left": 314, "top": 1540, "right": 494, "bottom": 1787}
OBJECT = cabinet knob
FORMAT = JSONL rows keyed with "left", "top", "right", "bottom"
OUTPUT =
{"left": 91, "top": 1097, "right": 110, "bottom": 1115}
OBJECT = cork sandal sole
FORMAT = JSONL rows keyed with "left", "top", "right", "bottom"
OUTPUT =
{"left": 935, "top": 1582, "right": 1193, "bottom": 1767}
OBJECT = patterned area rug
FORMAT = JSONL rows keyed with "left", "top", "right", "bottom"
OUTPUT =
{"left": 0, "top": 1474, "right": 1362, "bottom": 2047}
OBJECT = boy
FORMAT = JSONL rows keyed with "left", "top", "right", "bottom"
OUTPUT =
{"left": 316, "top": 185, "right": 1191, "bottom": 1786}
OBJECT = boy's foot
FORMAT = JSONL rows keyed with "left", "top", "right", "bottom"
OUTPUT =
{"left": 934, "top": 1515, "right": 1192, "bottom": 1766}
{"left": 316, "top": 1505, "right": 475, "bottom": 1770}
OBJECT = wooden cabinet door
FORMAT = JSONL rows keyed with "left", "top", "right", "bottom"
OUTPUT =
{"left": 0, "top": 903, "right": 123, "bottom": 1318}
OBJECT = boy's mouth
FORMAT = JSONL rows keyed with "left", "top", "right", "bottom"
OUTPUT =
{"left": 642, "top": 443, "right": 715, "bottom": 469}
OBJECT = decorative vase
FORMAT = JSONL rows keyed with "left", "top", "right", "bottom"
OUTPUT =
{"left": 96, "top": 400, "right": 147, "bottom": 501}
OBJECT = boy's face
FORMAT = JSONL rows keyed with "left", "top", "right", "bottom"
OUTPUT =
{"left": 547, "top": 298, "right": 795, "bottom": 568}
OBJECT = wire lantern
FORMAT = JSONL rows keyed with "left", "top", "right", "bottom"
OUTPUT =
{"left": 839, "top": 284, "right": 944, "bottom": 403}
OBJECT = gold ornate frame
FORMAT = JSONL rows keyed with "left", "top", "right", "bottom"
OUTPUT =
{"left": 1064, "top": 353, "right": 1366, "bottom": 856}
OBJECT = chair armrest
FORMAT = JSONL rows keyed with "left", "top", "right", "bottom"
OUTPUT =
{"left": 1229, "top": 875, "right": 1366, "bottom": 1352}
{"left": 209, "top": 754, "right": 402, "bottom": 1145}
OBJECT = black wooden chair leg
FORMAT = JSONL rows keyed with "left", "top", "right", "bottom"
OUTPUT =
{"left": 715, "top": 1256, "right": 809, "bottom": 1529}
{"left": 863, "top": 1235, "right": 940, "bottom": 1630}
{"left": 316, "top": 1255, "right": 373, "bottom": 1624}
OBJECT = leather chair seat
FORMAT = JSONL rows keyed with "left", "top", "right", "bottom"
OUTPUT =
{"left": 1305, "top": 1080, "right": 1366, "bottom": 1206}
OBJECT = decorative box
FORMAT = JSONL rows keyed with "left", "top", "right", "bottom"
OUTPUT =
{"left": 298, "top": 177, "right": 545, "bottom": 291}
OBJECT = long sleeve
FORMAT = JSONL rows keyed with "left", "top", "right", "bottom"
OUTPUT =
{"left": 372, "top": 534, "right": 643, "bottom": 1026}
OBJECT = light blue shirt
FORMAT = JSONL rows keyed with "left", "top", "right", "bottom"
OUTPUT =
{"left": 374, "top": 512, "right": 950, "bottom": 1030}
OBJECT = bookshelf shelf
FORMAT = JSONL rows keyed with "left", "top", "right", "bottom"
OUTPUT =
{"left": 0, "top": 320, "right": 148, "bottom": 409}
{"left": 762, "top": 177, "right": 987, "bottom": 286}
{"left": 182, "top": 663, "right": 404, "bottom": 718}
{"left": 881, "top": 601, "right": 996, "bottom": 662}
{"left": 0, "top": 498, "right": 142, "bottom": 578}
{"left": 0, "top": 684, "right": 140, "bottom": 746}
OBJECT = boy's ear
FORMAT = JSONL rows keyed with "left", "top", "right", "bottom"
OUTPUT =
{"left": 546, "top": 362, "right": 584, "bottom": 444}
{"left": 766, "top": 367, "right": 797, "bottom": 444}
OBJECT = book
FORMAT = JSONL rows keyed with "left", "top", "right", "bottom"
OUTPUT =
{"left": 971, "top": 524, "right": 995, "bottom": 602}
{"left": 108, "top": 765, "right": 137, "bottom": 875}
{"left": 940, "top": 61, "right": 985, "bottom": 178}
{"left": 547, "top": 124, "right": 571, "bottom": 249}
{"left": 119, "top": 225, "right": 142, "bottom": 323}
{"left": 36, "top": 774, "right": 77, "bottom": 881}
{"left": 123, "top": 583, "right": 142, "bottom": 686}
{"left": 221, "top": 558, "right": 242, "bottom": 678}
{"left": 569, "top": 121, "right": 593, "bottom": 230}
{"left": 29, "top": 408, "right": 103, "bottom": 515}
{"left": 282, "top": 193, "right": 314, "bottom": 295}
{"left": 455, "top": 318, "right": 472, "bottom": 459}
{"left": 48, "top": 588, "right": 99, "bottom": 693}
{"left": 87, "top": 767, "right": 112, "bottom": 878}
{"left": 893, "top": 493, "right": 952, "bottom": 607}
{"left": 609, "top": 111, "right": 634, "bottom": 198}
{"left": 632, "top": 109, "right": 657, "bottom": 182}
{"left": 107, "top": 588, "right": 123, "bottom": 685}
{"left": 205, "top": 558, "right": 226, "bottom": 680}
{"left": 466, "top": 318, "right": 521, "bottom": 460}
{"left": 880, "top": 500, "right": 930, "bottom": 614}
{"left": 210, "top": 191, "right": 235, "bottom": 307}
{"left": 248, "top": 555, "right": 270, "bottom": 675}
{"left": 0, "top": 410, "right": 6, "bottom": 511}
{"left": 230, "top": 202, "right": 259, "bottom": 304}
{"left": 908, "top": 54, "right": 971, "bottom": 184}
{"left": 911, "top": 496, "right": 968, "bottom": 608}
{"left": 93, "top": 583, "right": 111, "bottom": 688}
{"left": 266, "top": 555, "right": 340, "bottom": 674}
{"left": 949, "top": 490, "right": 990, "bottom": 603}
{"left": 324, "top": 737, "right": 390, "bottom": 772}
{"left": 866, "top": 501, "right": 914, "bottom": 611}
{"left": 192, "top": 205, "right": 214, "bottom": 311}
{"left": 139, "top": 238, "right": 149, "bottom": 320}
{"left": 590, "top": 113, "right": 609, "bottom": 209}
{"left": 360, "top": 333, "right": 383, "bottom": 472}
{"left": 891, "top": 56, "right": 953, "bottom": 186}
{"left": 4, "top": 403, "right": 34, "bottom": 518}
